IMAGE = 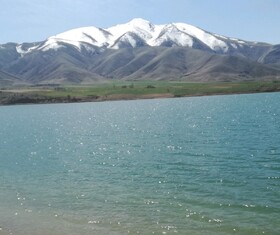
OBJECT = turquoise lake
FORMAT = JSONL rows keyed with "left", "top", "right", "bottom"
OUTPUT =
{"left": 0, "top": 93, "right": 279, "bottom": 235}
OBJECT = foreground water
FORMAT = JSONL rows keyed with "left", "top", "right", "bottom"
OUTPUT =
{"left": 0, "top": 93, "right": 279, "bottom": 235}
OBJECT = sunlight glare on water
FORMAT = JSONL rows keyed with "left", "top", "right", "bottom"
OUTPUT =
{"left": 0, "top": 93, "right": 280, "bottom": 235}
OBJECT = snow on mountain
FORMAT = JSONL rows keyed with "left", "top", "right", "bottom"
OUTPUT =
{"left": 107, "top": 18, "right": 156, "bottom": 41}
{"left": 22, "top": 18, "right": 256, "bottom": 54}
{"left": 51, "top": 26, "right": 112, "bottom": 46}
{"left": 149, "top": 24, "right": 194, "bottom": 47}
{"left": 110, "top": 32, "right": 148, "bottom": 49}
{"left": 35, "top": 26, "right": 112, "bottom": 51}
{"left": 16, "top": 44, "right": 38, "bottom": 55}
{"left": 174, "top": 23, "right": 229, "bottom": 52}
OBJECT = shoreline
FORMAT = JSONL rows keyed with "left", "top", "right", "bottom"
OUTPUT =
{"left": 0, "top": 89, "right": 279, "bottom": 106}
{"left": 1, "top": 81, "right": 280, "bottom": 106}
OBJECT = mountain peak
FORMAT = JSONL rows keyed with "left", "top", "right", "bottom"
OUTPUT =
{"left": 123, "top": 18, "right": 155, "bottom": 32}
{"left": 128, "top": 18, "right": 151, "bottom": 25}
{"left": 13, "top": 18, "right": 269, "bottom": 55}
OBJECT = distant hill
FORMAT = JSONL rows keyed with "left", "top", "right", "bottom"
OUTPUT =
{"left": 0, "top": 18, "right": 280, "bottom": 85}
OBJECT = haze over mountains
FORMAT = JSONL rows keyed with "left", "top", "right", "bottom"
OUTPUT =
{"left": 0, "top": 18, "right": 280, "bottom": 85}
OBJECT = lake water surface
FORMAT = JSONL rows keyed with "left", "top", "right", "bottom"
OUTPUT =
{"left": 0, "top": 93, "right": 279, "bottom": 235}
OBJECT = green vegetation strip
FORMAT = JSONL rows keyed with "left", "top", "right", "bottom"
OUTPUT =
{"left": 1, "top": 81, "right": 280, "bottom": 105}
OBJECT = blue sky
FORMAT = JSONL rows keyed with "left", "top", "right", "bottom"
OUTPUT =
{"left": 1, "top": 0, "right": 279, "bottom": 44}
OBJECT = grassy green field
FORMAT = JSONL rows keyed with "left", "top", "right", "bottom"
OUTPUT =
{"left": 1, "top": 81, "right": 280, "bottom": 105}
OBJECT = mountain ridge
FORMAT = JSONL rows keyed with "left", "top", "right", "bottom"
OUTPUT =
{"left": 15, "top": 18, "right": 270, "bottom": 54}
{"left": 0, "top": 18, "right": 280, "bottom": 85}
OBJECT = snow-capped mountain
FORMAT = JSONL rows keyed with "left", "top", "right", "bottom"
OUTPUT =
{"left": 1, "top": 18, "right": 280, "bottom": 85}
{"left": 15, "top": 18, "right": 262, "bottom": 54}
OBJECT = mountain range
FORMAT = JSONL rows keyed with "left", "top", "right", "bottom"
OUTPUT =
{"left": 0, "top": 18, "right": 280, "bottom": 86}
